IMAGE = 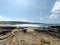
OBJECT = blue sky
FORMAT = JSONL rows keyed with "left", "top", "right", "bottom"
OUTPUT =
{"left": 0, "top": 0, "right": 60, "bottom": 24}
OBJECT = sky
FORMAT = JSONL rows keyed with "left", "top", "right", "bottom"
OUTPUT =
{"left": 0, "top": 0, "right": 60, "bottom": 24}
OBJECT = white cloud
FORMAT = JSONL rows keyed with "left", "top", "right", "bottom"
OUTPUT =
{"left": 46, "top": 0, "right": 60, "bottom": 23}
{"left": 49, "top": 13, "right": 60, "bottom": 20}
{"left": 0, "top": 16, "right": 8, "bottom": 21}
{"left": 0, "top": 15, "right": 18, "bottom": 21}
{"left": 49, "top": 0, "right": 60, "bottom": 20}
{"left": 0, "top": 15, "right": 33, "bottom": 22}
{"left": 52, "top": 0, "right": 60, "bottom": 12}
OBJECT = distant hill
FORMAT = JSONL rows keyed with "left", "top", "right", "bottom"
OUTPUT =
{"left": 0, "top": 21, "right": 44, "bottom": 25}
{"left": 0, "top": 21, "right": 60, "bottom": 26}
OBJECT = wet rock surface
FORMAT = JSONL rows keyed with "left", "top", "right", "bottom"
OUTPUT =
{"left": 0, "top": 29, "right": 60, "bottom": 45}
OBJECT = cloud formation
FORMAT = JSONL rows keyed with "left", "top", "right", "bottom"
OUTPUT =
{"left": 49, "top": 0, "right": 60, "bottom": 20}
{"left": 52, "top": 0, "right": 60, "bottom": 12}
{"left": 0, "top": 16, "right": 9, "bottom": 21}
{"left": 0, "top": 15, "right": 32, "bottom": 22}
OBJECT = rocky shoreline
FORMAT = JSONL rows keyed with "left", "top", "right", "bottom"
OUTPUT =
{"left": 0, "top": 28, "right": 60, "bottom": 45}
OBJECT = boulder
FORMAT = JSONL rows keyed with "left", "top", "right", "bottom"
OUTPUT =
{"left": 26, "top": 29, "right": 34, "bottom": 33}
